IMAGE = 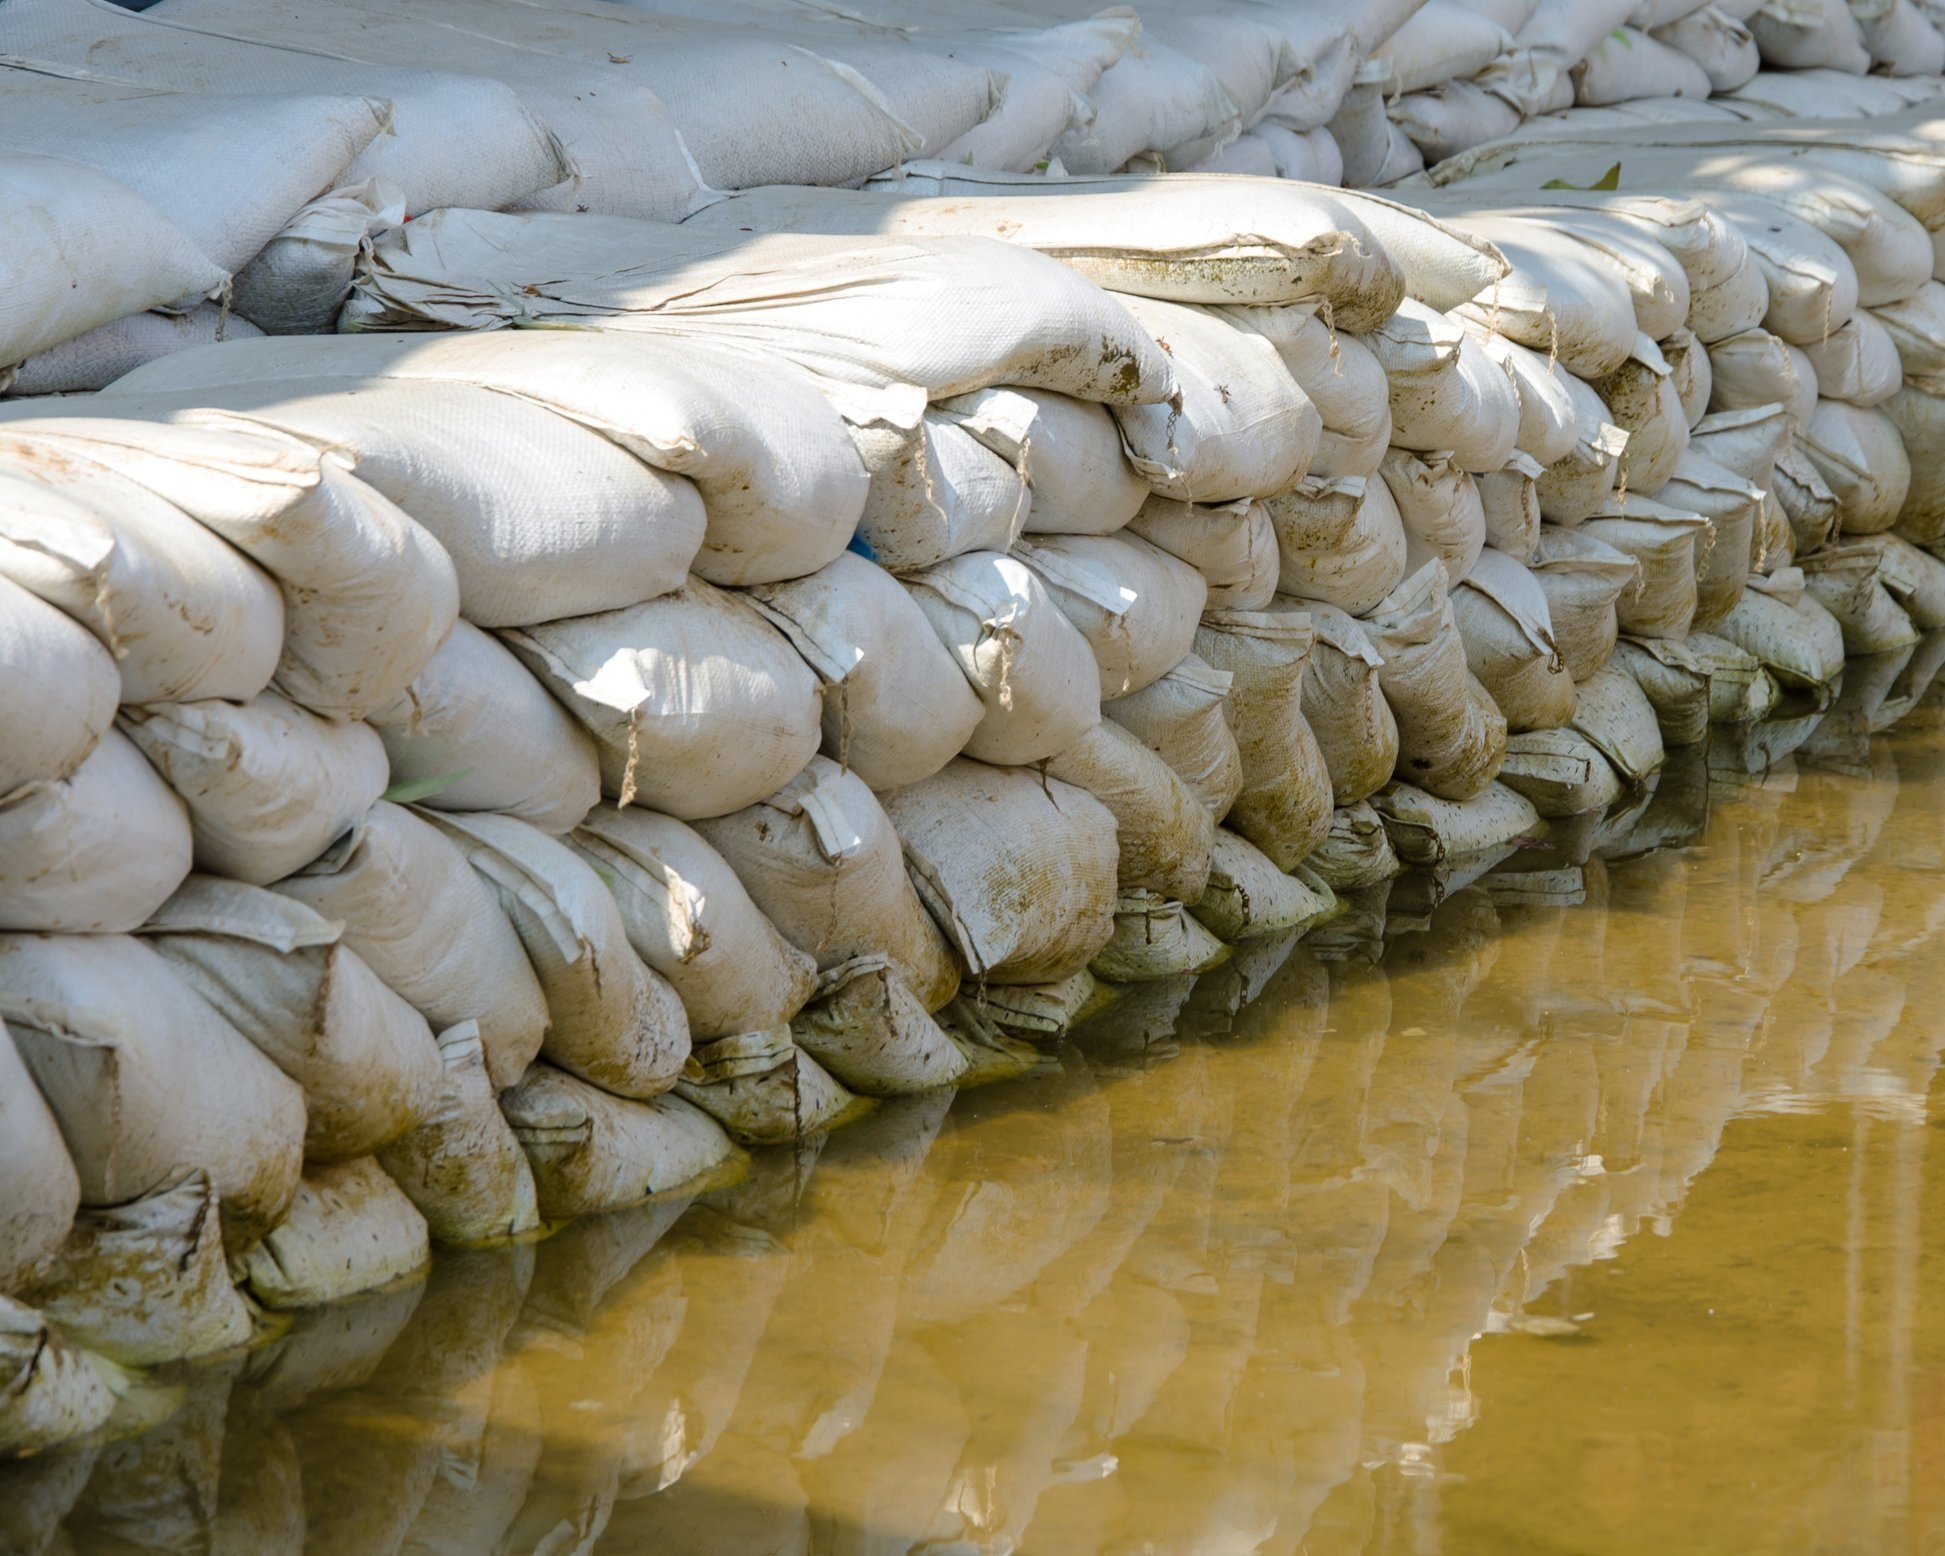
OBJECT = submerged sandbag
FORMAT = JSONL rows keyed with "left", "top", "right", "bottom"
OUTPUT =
{"left": 1187, "top": 830, "right": 1339, "bottom": 942}
{"left": 1305, "top": 801, "right": 1403, "bottom": 889}
{"left": 1102, "top": 653, "right": 1246, "bottom": 822}
{"left": 0, "top": 1018, "right": 80, "bottom": 1291}
{"left": 1043, "top": 718, "right": 1217, "bottom": 903}
{"left": 1497, "top": 728, "right": 1627, "bottom": 818}
{"left": 240, "top": 1158, "right": 431, "bottom": 1310}
{"left": 1610, "top": 638, "right": 1713, "bottom": 746}
{"left": 789, "top": 957, "right": 970, "bottom": 1097}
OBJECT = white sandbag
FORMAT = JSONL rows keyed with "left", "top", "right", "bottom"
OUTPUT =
{"left": 350, "top": 210, "right": 1178, "bottom": 405}
{"left": 1714, "top": 568, "right": 1848, "bottom": 687}
{"left": 1467, "top": 327, "right": 1583, "bottom": 468}
{"left": 1528, "top": 527, "right": 1642, "bottom": 680}
{"left": 1800, "top": 545, "right": 1922, "bottom": 654}
{"left": 503, "top": 1065, "right": 738, "bottom": 1219}
{"left": 1187, "top": 829, "right": 1339, "bottom": 942}
{"left": 675, "top": 1028, "right": 857, "bottom": 1145}
{"left": 241, "top": 1158, "right": 430, "bottom": 1310}
{"left": 1687, "top": 629, "right": 1781, "bottom": 722}
{"left": 790, "top": 957, "right": 968, "bottom": 1097}
{"left": 4, "top": 304, "right": 260, "bottom": 398}
{"left": 1882, "top": 379, "right": 1945, "bottom": 546}
{"left": 0, "top": 1019, "right": 79, "bottom": 1291}
{"left": 1380, "top": 449, "right": 1488, "bottom": 583}
{"left": 1300, "top": 604, "right": 1402, "bottom": 805}
{"left": 1860, "top": 0, "right": 1945, "bottom": 73}
{"left": 1757, "top": 488, "right": 1796, "bottom": 575}
{"left": 0, "top": 457, "right": 284, "bottom": 706}
{"left": 1367, "top": 300, "right": 1521, "bottom": 474}
{"left": 1571, "top": 664, "right": 1668, "bottom": 782}
{"left": 942, "top": 389, "right": 1149, "bottom": 538}
{"left": 1851, "top": 531, "right": 1945, "bottom": 628}
{"left": 1575, "top": 26, "right": 1714, "bottom": 102}
{"left": 1376, "top": 2, "right": 1517, "bottom": 93}
{"left": 1327, "top": 76, "right": 1393, "bottom": 188}
{"left": 1704, "top": 192, "right": 1861, "bottom": 345}
{"left": 20, "top": 1169, "right": 255, "bottom": 1365}
{"left": 505, "top": 580, "right": 824, "bottom": 819}
{"left": 569, "top": 804, "right": 817, "bottom": 1041}
{"left": 119, "top": 693, "right": 388, "bottom": 887}
{"left": 1326, "top": 188, "right": 1510, "bottom": 312}
{"left": 0, "top": 932, "right": 304, "bottom": 1249}
{"left": 1224, "top": 312, "right": 1392, "bottom": 480}
{"left": 141, "top": 876, "right": 443, "bottom": 1164}
{"left": 378, "top": 1020, "right": 541, "bottom": 1246}
{"left": 1250, "top": 123, "right": 1346, "bottom": 184}
{"left": 1304, "top": 800, "right": 1402, "bottom": 890}
{"left": 0, "top": 572, "right": 116, "bottom": 795}
{"left": 1537, "top": 374, "right": 1632, "bottom": 524}
{"left": 1666, "top": 328, "right": 1714, "bottom": 428}
{"left": 1015, "top": 533, "right": 1208, "bottom": 700}
{"left": 1581, "top": 498, "right": 1712, "bottom": 640}
{"left": 1870, "top": 283, "right": 1945, "bottom": 377}
{"left": 1592, "top": 334, "right": 1691, "bottom": 496}
{"left": 1688, "top": 245, "right": 1774, "bottom": 343}
{"left": 1452, "top": 547, "right": 1578, "bottom": 732}
{"left": 1044, "top": 718, "right": 1216, "bottom": 902}
{"left": 1447, "top": 215, "right": 1642, "bottom": 378}
{"left": 1113, "top": 297, "right": 1321, "bottom": 504}
{"left": 1688, "top": 404, "right": 1794, "bottom": 488}
{"left": 1655, "top": 6, "right": 1762, "bottom": 90}
{"left": 1126, "top": 496, "right": 1279, "bottom": 611}
{"left": 1193, "top": 609, "right": 1335, "bottom": 869}
{"left": 1102, "top": 654, "right": 1246, "bottom": 822}
{"left": 1374, "top": 780, "right": 1544, "bottom": 865}
{"left": 425, "top": 811, "right": 690, "bottom": 1102}
{"left": 1800, "top": 400, "right": 1913, "bottom": 534}
{"left": 1090, "top": 891, "right": 1230, "bottom": 983}
{"left": 0, "top": 729, "right": 192, "bottom": 935}
{"left": 1659, "top": 452, "right": 1767, "bottom": 628}
{"left": 1497, "top": 727, "right": 1627, "bottom": 817}
{"left": 0, "top": 1295, "right": 116, "bottom": 1457}
{"left": 1362, "top": 562, "right": 1510, "bottom": 801}
{"left": 273, "top": 802, "right": 549, "bottom": 1092}
{"left": 693, "top": 757, "right": 962, "bottom": 1012}
{"left": 0, "top": 415, "right": 459, "bottom": 721}
{"left": 902, "top": 550, "right": 1102, "bottom": 766}
{"left": 1747, "top": 0, "right": 1871, "bottom": 75}
{"left": 854, "top": 411, "right": 1029, "bottom": 575}
{"left": 1480, "top": 453, "right": 1547, "bottom": 561}
{"left": 1266, "top": 474, "right": 1410, "bottom": 617}
{"left": 1708, "top": 328, "right": 1818, "bottom": 430}
{"left": 1801, "top": 314, "right": 1903, "bottom": 407}
{"left": 1609, "top": 638, "right": 1713, "bottom": 745}
{"left": 1390, "top": 80, "right": 1523, "bottom": 166}
{"left": 880, "top": 758, "right": 1118, "bottom": 986}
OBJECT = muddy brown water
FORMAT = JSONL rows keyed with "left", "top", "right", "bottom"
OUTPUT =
{"left": 10, "top": 701, "right": 1945, "bottom": 1556}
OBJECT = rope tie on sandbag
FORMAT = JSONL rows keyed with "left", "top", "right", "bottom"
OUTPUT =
{"left": 618, "top": 718, "right": 641, "bottom": 810}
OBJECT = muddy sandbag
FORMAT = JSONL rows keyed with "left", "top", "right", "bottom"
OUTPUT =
{"left": 1800, "top": 545, "right": 1922, "bottom": 654}
{"left": 367, "top": 621, "right": 600, "bottom": 836}
{"left": 426, "top": 811, "right": 689, "bottom": 1101}
{"left": 1125, "top": 495, "right": 1279, "bottom": 612}
{"left": 1374, "top": 781, "right": 1544, "bottom": 866}
{"left": 1774, "top": 439, "right": 1844, "bottom": 554}
{"left": 1266, "top": 473, "right": 1409, "bottom": 617}
{"left": 1591, "top": 334, "right": 1690, "bottom": 496}
{"left": 503, "top": 1064, "right": 739, "bottom": 1219}
{"left": 1187, "top": 830, "right": 1339, "bottom": 942}
{"left": 1714, "top": 568, "right": 1848, "bottom": 689}
{"left": 1571, "top": 665, "right": 1668, "bottom": 783}
{"left": 1101, "top": 654, "right": 1245, "bottom": 823}
{"left": 789, "top": 956, "right": 968, "bottom": 1098}
{"left": 141, "top": 875, "right": 443, "bottom": 1164}
{"left": 0, "top": 729, "right": 192, "bottom": 934}
{"left": 674, "top": 1030, "right": 860, "bottom": 1146}
{"left": 1479, "top": 453, "right": 1546, "bottom": 563}
{"left": 1610, "top": 638, "right": 1713, "bottom": 745}
{"left": 1800, "top": 399, "right": 1912, "bottom": 536}
{"left": 240, "top": 1158, "right": 431, "bottom": 1310}
{"left": 1452, "top": 546, "right": 1578, "bottom": 733}
{"left": 1581, "top": 498, "right": 1712, "bottom": 641}
{"left": 1686, "top": 630, "right": 1782, "bottom": 723}
{"left": 1299, "top": 603, "right": 1401, "bottom": 805}
{"left": 0, "top": 1019, "right": 78, "bottom": 1291}
{"left": 506, "top": 580, "right": 823, "bottom": 819}
{"left": 1708, "top": 327, "right": 1814, "bottom": 429}
{"left": 378, "top": 1021, "right": 542, "bottom": 1246}
{"left": 0, "top": 571, "right": 117, "bottom": 795}
{"left": 0, "top": 461, "right": 283, "bottom": 706}
{"left": 1497, "top": 726, "right": 1627, "bottom": 818}
{"left": 1368, "top": 300, "right": 1520, "bottom": 474}
{"left": 694, "top": 757, "right": 962, "bottom": 1011}
{"left": 1362, "top": 562, "right": 1509, "bottom": 802}
{"left": 1537, "top": 373, "right": 1632, "bottom": 524}
{"left": 1665, "top": 327, "right": 1713, "bottom": 428}
{"left": 880, "top": 758, "right": 1118, "bottom": 986}
{"left": 1687, "top": 403, "right": 1792, "bottom": 491}
{"left": 1380, "top": 447, "right": 1487, "bottom": 583}
{"left": 1304, "top": 800, "right": 1403, "bottom": 889}
{"left": 853, "top": 410, "right": 1029, "bottom": 574}
{"left": 1193, "top": 608, "right": 1335, "bottom": 868}
{"left": 1090, "top": 891, "right": 1231, "bottom": 983}
{"left": 1226, "top": 310, "right": 1392, "bottom": 478}
{"left": 903, "top": 549, "right": 1102, "bottom": 766}
{"left": 944, "top": 389, "right": 1149, "bottom": 538}
{"left": 1015, "top": 533, "right": 1208, "bottom": 699}
{"left": 1043, "top": 718, "right": 1217, "bottom": 902}
{"left": 1528, "top": 527, "right": 1641, "bottom": 681}
{"left": 0, "top": 1295, "right": 118, "bottom": 1457}
{"left": 0, "top": 933, "right": 304, "bottom": 1251}
{"left": 1851, "top": 532, "right": 1945, "bottom": 629}
{"left": 747, "top": 551, "right": 984, "bottom": 792}
{"left": 120, "top": 693, "right": 389, "bottom": 887}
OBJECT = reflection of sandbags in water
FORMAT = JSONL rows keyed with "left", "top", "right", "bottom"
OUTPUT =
{"left": 66, "top": 1364, "right": 230, "bottom": 1556}
{"left": 286, "top": 1385, "right": 445, "bottom": 1556}
{"left": 241, "top": 1274, "right": 426, "bottom": 1412}
{"left": 1176, "top": 930, "right": 1306, "bottom": 1043}
{"left": 205, "top": 1394, "right": 304, "bottom": 1556}
{"left": 400, "top": 1360, "right": 543, "bottom": 1556}
{"left": 604, "top": 1430, "right": 811, "bottom": 1555}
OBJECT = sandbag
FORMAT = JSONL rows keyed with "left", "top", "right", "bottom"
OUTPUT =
{"left": 367, "top": 621, "right": 599, "bottom": 836}
{"left": 0, "top": 1296, "right": 117, "bottom": 1457}
{"left": 674, "top": 1029, "right": 858, "bottom": 1145}
{"left": 1655, "top": 6, "right": 1761, "bottom": 91}
{"left": 747, "top": 551, "right": 984, "bottom": 792}
{"left": 944, "top": 388, "right": 1150, "bottom": 538}
{"left": 1376, "top": 2, "right": 1517, "bottom": 94}
{"left": 902, "top": 550, "right": 1101, "bottom": 766}
{"left": 1304, "top": 800, "right": 1403, "bottom": 889}
{"left": 1528, "top": 527, "right": 1643, "bottom": 680}
{"left": 1576, "top": 25, "right": 1714, "bottom": 101}
{"left": 1799, "top": 400, "right": 1912, "bottom": 534}
{"left": 1610, "top": 638, "right": 1713, "bottom": 745}
{"left": 1298, "top": 603, "right": 1403, "bottom": 806}
{"left": 1365, "top": 300, "right": 1520, "bottom": 473}
{"left": 1714, "top": 568, "right": 1848, "bottom": 687}
{"left": 274, "top": 802, "right": 548, "bottom": 1093}
{"left": 1468, "top": 327, "right": 1585, "bottom": 468}
{"left": 240, "top": 1158, "right": 431, "bottom": 1310}
{"left": 1881, "top": 379, "right": 1945, "bottom": 545}
{"left": 1448, "top": 214, "right": 1642, "bottom": 379}
{"left": 1850, "top": 532, "right": 1945, "bottom": 628}
{"left": 1687, "top": 630, "right": 1782, "bottom": 721}
{"left": 1871, "top": 283, "right": 1945, "bottom": 377}
{"left": 880, "top": 759, "right": 1118, "bottom": 986}
{"left": 1590, "top": 335, "right": 1690, "bottom": 496}
{"left": 1580, "top": 498, "right": 1712, "bottom": 640}
{"left": 1687, "top": 403, "right": 1794, "bottom": 487}
{"left": 503, "top": 1065, "right": 739, "bottom": 1219}
{"left": 1536, "top": 372, "right": 1631, "bottom": 524}
{"left": 1389, "top": 80, "right": 1522, "bottom": 165}
{"left": 1016, "top": 533, "right": 1208, "bottom": 699}
{"left": 1043, "top": 718, "right": 1216, "bottom": 902}
{"left": 231, "top": 175, "right": 406, "bottom": 336}
{"left": 1571, "top": 665, "right": 1669, "bottom": 783}
{"left": 1665, "top": 328, "right": 1713, "bottom": 428}
{"left": 694, "top": 757, "right": 962, "bottom": 1012}
{"left": 1090, "top": 891, "right": 1231, "bottom": 983}
{"left": 120, "top": 693, "right": 389, "bottom": 887}
{"left": 1800, "top": 545, "right": 1923, "bottom": 654}
{"left": 1452, "top": 547, "right": 1578, "bottom": 732}
{"left": 1658, "top": 453, "right": 1767, "bottom": 628}
{"left": 1380, "top": 448, "right": 1487, "bottom": 583}
{"left": 1802, "top": 313, "right": 1903, "bottom": 407}
{"left": 0, "top": 728, "right": 192, "bottom": 935}
{"left": 141, "top": 876, "right": 443, "bottom": 1164}
{"left": 1193, "top": 609, "right": 1335, "bottom": 868}
{"left": 0, "top": 932, "right": 305, "bottom": 1250}
{"left": 378, "top": 1020, "right": 541, "bottom": 1246}
{"left": 505, "top": 580, "right": 824, "bottom": 819}
{"left": 789, "top": 957, "right": 969, "bottom": 1097}
{"left": 0, "top": 573, "right": 117, "bottom": 795}
{"left": 1480, "top": 453, "right": 1546, "bottom": 562}
{"left": 426, "top": 811, "right": 690, "bottom": 1101}
{"left": 1102, "top": 653, "right": 1246, "bottom": 822}
{"left": 1362, "top": 563, "right": 1509, "bottom": 802}
{"left": 0, "top": 1019, "right": 80, "bottom": 1291}
{"left": 569, "top": 804, "right": 817, "bottom": 1041}
{"left": 853, "top": 411, "right": 1029, "bottom": 575}
{"left": 1748, "top": 0, "right": 1871, "bottom": 68}
{"left": 1187, "top": 830, "right": 1339, "bottom": 941}
{"left": 1125, "top": 495, "right": 1279, "bottom": 611}
{"left": 1497, "top": 728, "right": 1627, "bottom": 817}
{"left": 1374, "top": 780, "right": 1544, "bottom": 866}
{"left": 1267, "top": 474, "right": 1410, "bottom": 617}
{"left": 1708, "top": 328, "right": 1817, "bottom": 430}
{"left": 1225, "top": 310, "right": 1392, "bottom": 478}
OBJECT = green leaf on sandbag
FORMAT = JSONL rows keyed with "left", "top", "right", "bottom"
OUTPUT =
{"left": 1542, "top": 162, "right": 1622, "bottom": 192}
{"left": 382, "top": 768, "right": 473, "bottom": 805}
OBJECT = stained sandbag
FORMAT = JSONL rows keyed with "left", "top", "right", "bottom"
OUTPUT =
{"left": 378, "top": 1021, "right": 541, "bottom": 1246}
{"left": 674, "top": 1029, "right": 859, "bottom": 1145}
{"left": 1870, "top": 283, "right": 1945, "bottom": 377}
{"left": 1267, "top": 473, "right": 1410, "bottom": 617}
{"left": 1802, "top": 313, "right": 1903, "bottom": 408}
{"left": 1187, "top": 830, "right": 1339, "bottom": 941}
{"left": 1090, "top": 891, "right": 1231, "bottom": 983}
{"left": 0, "top": 1019, "right": 79, "bottom": 1292}
{"left": 1124, "top": 494, "right": 1278, "bottom": 616}
{"left": 1658, "top": 452, "right": 1767, "bottom": 628}
{"left": 1580, "top": 498, "right": 1712, "bottom": 640}
{"left": 1016, "top": 533, "right": 1208, "bottom": 700}
{"left": 1451, "top": 547, "right": 1578, "bottom": 732}
{"left": 0, "top": 1296, "right": 117, "bottom": 1457}
{"left": 1849, "top": 532, "right": 1945, "bottom": 628}
{"left": 880, "top": 758, "right": 1118, "bottom": 986}
{"left": 1571, "top": 665, "right": 1669, "bottom": 782}
{"left": 0, "top": 729, "right": 192, "bottom": 935}
{"left": 503, "top": 1065, "right": 739, "bottom": 1219}
{"left": 1389, "top": 80, "right": 1523, "bottom": 166}
{"left": 1376, "top": 2, "right": 1518, "bottom": 95}
{"left": 274, "top": 802, "right": 547, "bottom": 1093}
{"left": 1687, "top": 629, "right": 1782, "bottom": 722}
{"left": 1379, "top": 448, "right": 1487, "bottom": 583}
{"left": 1365, "top": 300, "right": 1520, "bottom": 473}
{"left": 1536, "top": 373, "right": 1631, "bottom": 524}
{"left": 1497, "top": 728, "right": 1628, "bottom": 817}
{"left": 240, "top": 1158, "right": 431, "bottom": 1310}
{"left": 506, "top": 580, "right": 824, "bottom": 819}
{"left": 120, "top": 693, "right": 389, "bottom": 887}
{"left": 1610, "top": 638, "right": 1713, "bottom": 745}
{"left": 1468, "top": 327, "right": 1585, "bottom": 468}
{"left": 694, "top": 757, "right": 962, "bottom": 1012}
{"left": 569, "top": 803, "right": 817, "bottom": 1041}
{"left": 1655, "top": 5, "right": 1762, "bottom": 91}
{"left": 1304, "top": 800, "right": 1403, "bottom": 889}
{"left": 1102, "top": 653, "right": 1246, "bottom": 823}
{"left": 1800, "top": 545, "right": 1923, "bottom": 654}
{"left": 141, "top": 876, "right": 443, "bottom": 1164}
{"left": 1881, "top": 378, "right": 1945, "bottom": 546}
{"left": 1714, "top": 568, "right": 1848, "bottom": 688}
{"left": 1479, "top": 453, "right": 1546, "bottom": 562}
{"left": 1043, "top": 718, "right": 1216, "bottom": 903}
{"left": 1687, "top": 403, "right": 1794, "bottom": 488}
{"left": 1799, "top": 400, "right": 1913, "bottom": 535}
{"left": 426, "top": 811, "right": 690, "bottom": 1101}
{"left": 1708, "top": 328, "right": 1817, "bottom": 430}
{"left": 789, "top": 957, "right": 969, "bottom": 1097}
{"left": 853, "top": 411, "right": 1029, "bottom": 575}
{"left": 0, "top": 572, "right": 117, "bottom": 795}
{"left": 1665, "top": 328, "right": 1713, "bottom": 428}
{"left": 1576, "top": 24, "right": 1714, "bottom": 101}
{"left": 1590, "top": 334, "right": 1691, "bottom": 496}
{"left": 1447, "top": 214, "right": 1642, "bottom": 379}
{"left": 1373, "top": 780, "right": 1544, "bottom": 866}
{"left": 1299, "top": 604, "right": 1403, "bottom": 805}
{"left": 942, "top": 388, "right": 1149, "bottom": 538}
{"left": 1225, "top": 311, "right": 1392, "bottom": 478}
{"left": 1527, "top": 527, "right": 1643, "bottom": 680}
{"left": 0, "top": 932, "right": 305, "bottom": 1250}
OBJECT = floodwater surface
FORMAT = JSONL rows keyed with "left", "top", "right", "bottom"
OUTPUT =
{"left": 13, "top": 704, "right": 1945, "bottom": 1556}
